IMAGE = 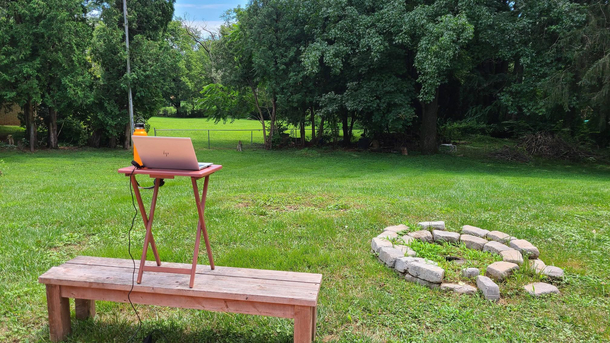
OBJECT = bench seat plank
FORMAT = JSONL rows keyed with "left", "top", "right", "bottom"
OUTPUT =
{"left": 65, "top": 256, "right": 322, "bottom": 284}
{"left": 40, "top": 265, "right": 320, "bottom": 307}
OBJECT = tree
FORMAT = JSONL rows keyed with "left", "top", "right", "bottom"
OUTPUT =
{"left": 38, "top": 0, "right": 92, "bottom": 149}
{"left": 302, "top": 0, "right": 417, "bottom": 146}
{"left": 239, "top": 0, "right": 316, "bottom": 148}
{"left": 89, "top": 0, "right": 175, "bottom": 148}
{"left": 0, "top": 0, "right": 92, "bottom": 151}
{"left": 0, "top": 0, "right": 44, "bottom": 151}
{"left": 212, "top": 19, "right": 271, "bottom": 146}
{"left": 542, "top": 1, "right": 609, "bottom": 146}
{"left": 163, "top": 19, "right": 211, "bottom": 117}
{"left": 396, "top": 1, "right": 474, "bottom": 154}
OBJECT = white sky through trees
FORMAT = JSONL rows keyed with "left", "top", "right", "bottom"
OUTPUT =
{"left": 174, "top": 0, "right": 248, "bottom": 34}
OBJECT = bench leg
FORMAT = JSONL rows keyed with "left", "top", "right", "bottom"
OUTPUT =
{"left": 45, "top": 285, "right": 71, "bottom": 342}
{"left": 312, "top": 307, "right": 317, "bottom": 340}
{"left": 75, "top": 299, "right": 96, "bottom": 320}
{"left": 294, "top": 306, "right": 314, "bottom": 343}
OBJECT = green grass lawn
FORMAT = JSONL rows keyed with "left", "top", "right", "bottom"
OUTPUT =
{"left": 1, "top": 118, "right": 609, "bottom": 342}
{"left": 149, "top": 117, "right": 268, "bottom": 150}
{"left": 149, "top": 117, "right": 362, "bottom": 149}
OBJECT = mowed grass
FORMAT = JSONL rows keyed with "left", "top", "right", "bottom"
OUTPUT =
{"left": 1, "top": 118, "right": 610, "bottom": 342}
{"left": 149, "top": 117, "right": 268, "bottom": 150}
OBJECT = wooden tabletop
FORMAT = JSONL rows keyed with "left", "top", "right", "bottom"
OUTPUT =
{"left": 118, "top": 164, "right": 222, "bottom": 179}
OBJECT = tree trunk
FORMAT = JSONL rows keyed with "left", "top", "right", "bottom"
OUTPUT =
{"left": 300, "top": 118, "right": 306, "bottom": 147}
{"left": 310, "top": 106, "right": 316, "bottom": 142}
{"left": 108, "top": 135, "right": 117, "bottom": 149}
{"left": 124, "top": 123, "right": 131, "bottom": 149}
{"left": 341, "top": 108, "right": 350, "bottom": 147}
{"left": 249, "top": 83, "right": 267, "bottom": 147}
{"left": 420, "top": 89, "right": 440, "bottom": 155}
{"left": 349, "top": 113, "right": 355, "bottom": 140}
{"left": 24, "top": 100, "right": 36, "bottom": 152}
{"left": 598, "top": 109, "right": 608, "bottom": 148}
{"left": 48, "top": 107, "right": 58, "bottom": 149}
{"left": 89, "top": 129, "right": 102, "bottom": 148}
{"left": 317, "top": 115, "right": 325, "bottom": 140}
{"left": 176, "top": 101, "right": 182, "bottom": 117}
{"left": 267, "top": 96, "right": 277, "bottom": 149}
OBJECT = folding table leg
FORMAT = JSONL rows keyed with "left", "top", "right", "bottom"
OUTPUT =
{"left": 190, "top": 176, "right": 214, "bottom": 288}
{"left": 136, "top": 178, "right": 161, "bottom": 284}
{"left": 130, "top": 176, "right": 161, "bottom": 266}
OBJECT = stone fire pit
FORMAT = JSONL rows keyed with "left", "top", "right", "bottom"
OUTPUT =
{"left": 371, "top": 222, "right": 563, "bottom": 300}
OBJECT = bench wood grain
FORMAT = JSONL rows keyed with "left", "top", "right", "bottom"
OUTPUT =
{"left": 39, "top": 256, "right": 321, "bottom": 342}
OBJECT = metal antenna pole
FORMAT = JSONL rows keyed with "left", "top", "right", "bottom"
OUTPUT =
{"left": 123, "top": 0, "right": 134, "bottom": 135}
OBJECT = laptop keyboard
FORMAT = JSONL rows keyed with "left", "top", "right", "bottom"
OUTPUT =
{"left": 198, "top": 163, "right": 213, "bottom": 169}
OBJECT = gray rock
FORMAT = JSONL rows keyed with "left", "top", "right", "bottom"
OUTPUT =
{"left": 394, "top": 257, "right": 427, "bottom": 273}
{"left": 461, "top": 225, "right": 489, "bottom": 238}
{"left": 462, "top": 268, "right": 480, "bottom": 278}
{"left": 460, "top": 234, "right": 488, "bottom": 250}
{"left": 394, "top": 245, "right": 417, "bottom": 257}
{"left": 486, "top": 231, "right": 511, "bottom": 243}
{"left": 530, "top": 259, "right": 547, "bottom": 273}
{"left": 486, "top": 261, "right": 519, "bottom": 281}
{"left": 483, "top": 241, "right": 512, "bottom": 255}
{"left": 407, "top": 262, "right": 445, "bottom": 283}
{"left": 377, "top": 231, "right": 398, "bottom": 239}
{"left": 405, "top": 273, "right": 441, "bottom": 289}
{"left": 524, "top": 282, "right": 560, "bottom": 296}
{"left": 509, "top": 239, "right": 540, "bottom": 259}
{"left": 440, "top": 283, "right": 478, "bottom": 295}
{"left": 418, "top": 221, "right": 446, "bottom": 231}
{"left": 423, "top": 259, "right": 439, "bottom": 266}
{"left": 407, "top": 230, "right": 433, "bottom": 243}
{"left": 383, "top": 224, "right": 409, "bottom": 233}
{"left": 476, "top": 275, "right": 500, "bottom": 301}
{"left": 371, "top": 237, "right": 393, "bottom": 253}
{"left": 378, "top": 247, "right": 404, "bottom": 268}
{"left": 433, "top": 230, "right": 460, "bottom": 244}
{"left": 542, "top": 266, "right": 564, "bottom": 280}
{"left": 500, "top": 249, "right": 524, "bottom": 265}
{"left": 401, "top": 235, "right": 415, "bottom": 245}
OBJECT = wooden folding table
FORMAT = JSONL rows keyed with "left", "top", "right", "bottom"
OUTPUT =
{"left": 117, "top": 165, "right": 222, "bottom": 288}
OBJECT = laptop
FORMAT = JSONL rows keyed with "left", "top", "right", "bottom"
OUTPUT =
{"left": 132, "top": 136, "right": 212, "bottom": 170}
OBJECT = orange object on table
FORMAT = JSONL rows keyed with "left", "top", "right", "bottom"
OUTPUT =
{"left": 132, "top": 123, "right": 147, "bottom": 166}
{"left": 117, "top": 165, "right": 223, "bottom": 288}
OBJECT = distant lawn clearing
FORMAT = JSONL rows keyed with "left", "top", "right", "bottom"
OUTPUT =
{"left": 1, "top": 118, "right": 609, "bottom": 342}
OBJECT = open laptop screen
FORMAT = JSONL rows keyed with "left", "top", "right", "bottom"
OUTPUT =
{"left": 132, "top": 136, "right": 209, "bottom": 170}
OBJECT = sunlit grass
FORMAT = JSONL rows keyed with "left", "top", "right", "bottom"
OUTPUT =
{"left": 0, "top": 119, "right": 609, "bottom": 342}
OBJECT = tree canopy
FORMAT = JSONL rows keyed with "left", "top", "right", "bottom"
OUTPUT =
{"left": 1, "top": 0, "right": 608, "bottom": 152}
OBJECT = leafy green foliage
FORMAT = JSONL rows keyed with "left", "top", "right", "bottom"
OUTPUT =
{"left": 89, "top": 0, "right": 176, "bottom": 145}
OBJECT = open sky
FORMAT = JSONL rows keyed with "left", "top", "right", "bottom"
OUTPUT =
{"left": 174, "top": 0, "right": 248, "bottom": 33}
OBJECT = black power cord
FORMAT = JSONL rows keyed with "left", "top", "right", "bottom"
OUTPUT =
{"left": 127, "top": 167, "right": 143, "bottom": 342}
{"left": 126, "top": 167, "right": 170, "bottom": 343}
{"left": 131, "top": 161, "right": 165, "bottom": 190}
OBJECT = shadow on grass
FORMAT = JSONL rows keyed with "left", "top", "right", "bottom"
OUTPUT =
{"left": 32, "top": 317, "right": 294, "bottom": 343}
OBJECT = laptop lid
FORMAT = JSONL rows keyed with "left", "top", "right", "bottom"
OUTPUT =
{"left": 132, "top": 136, "right": 201, "bottom": 170}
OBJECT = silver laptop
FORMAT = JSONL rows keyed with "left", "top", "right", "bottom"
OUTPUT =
{"left": 132, "top": 136, "right": 212, "bottom": 170}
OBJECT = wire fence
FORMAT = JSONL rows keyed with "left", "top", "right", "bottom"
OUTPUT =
{"left": 153, "top": 127, "right": 363, "bottom": 150}
{"left": 154, "top": 128, "right": 276, "bottom": 150}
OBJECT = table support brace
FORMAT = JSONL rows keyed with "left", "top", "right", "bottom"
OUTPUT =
{"left": 135, "top": 177, "right": 162, "bottom": 284}
{"left": 129, "top": 173, "right": 215, "bottom": 288}
{"left": 191, "top": 176, "right": 215, "bottom": 287}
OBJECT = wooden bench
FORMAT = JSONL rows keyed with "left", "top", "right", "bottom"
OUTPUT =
{"left": 38, "top": 256, "right": 322, "bottom": 342}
